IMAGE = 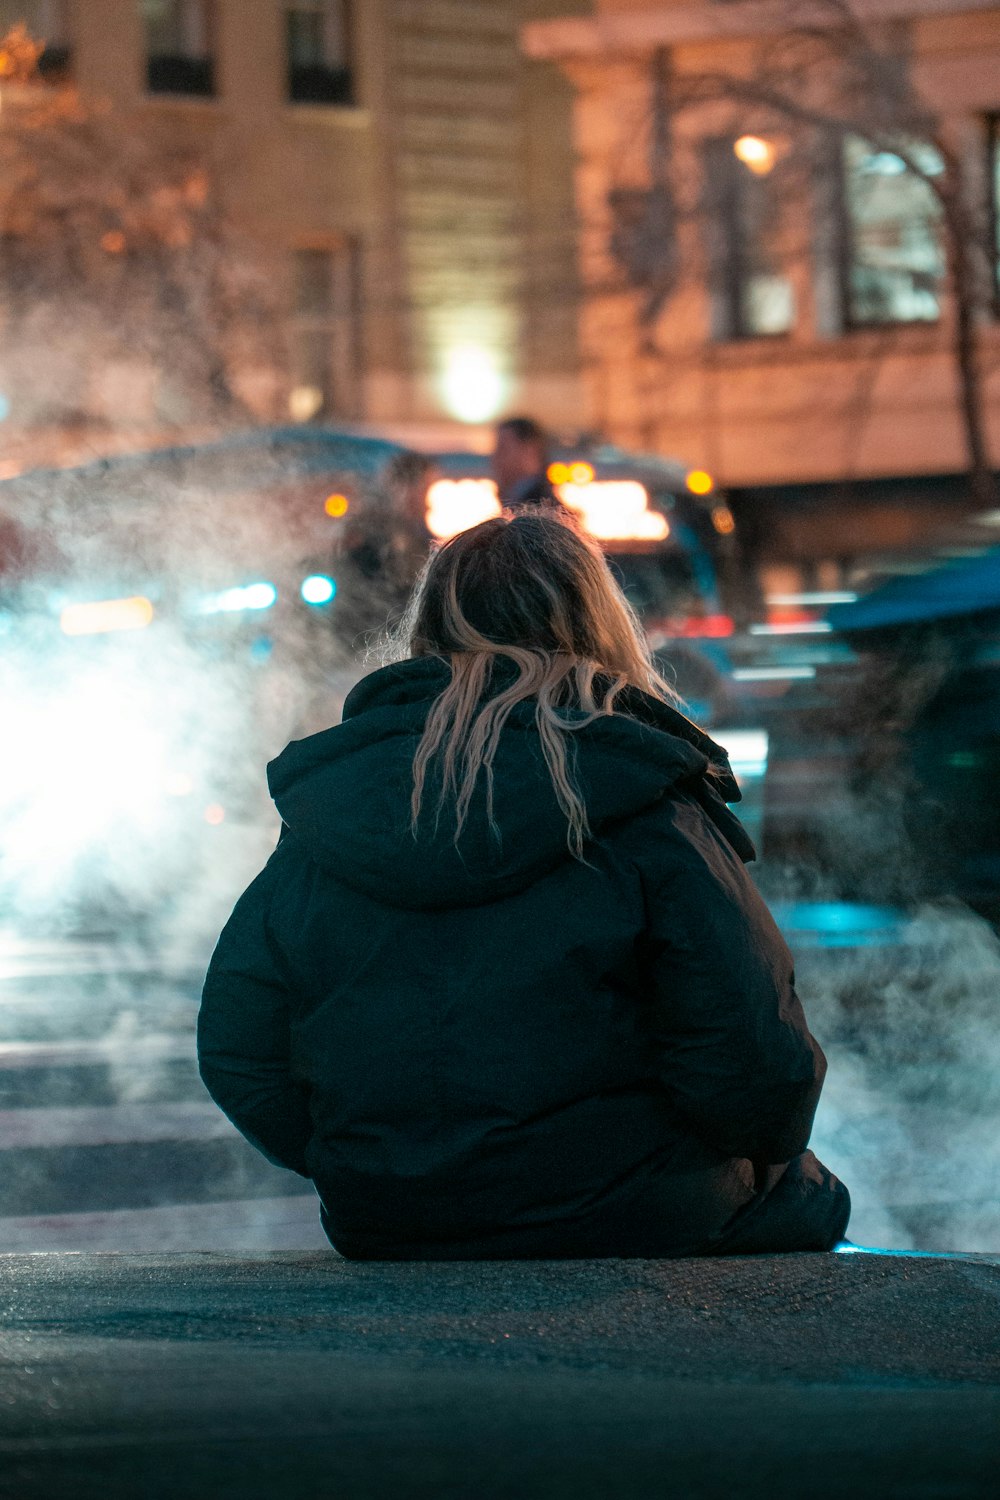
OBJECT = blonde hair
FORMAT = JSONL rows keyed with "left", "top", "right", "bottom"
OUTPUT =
{"left": 396, "top": 509, "right": 680, "bottom": 860}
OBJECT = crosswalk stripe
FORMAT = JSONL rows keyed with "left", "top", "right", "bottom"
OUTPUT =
{"left": 0, "top": 1037, "right": 195, "bottom": 1069}
{"left": 0, "top": 1102, "right": 231, "bottom": 1149}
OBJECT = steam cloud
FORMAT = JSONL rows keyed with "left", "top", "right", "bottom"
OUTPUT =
{"left": 1, "top": 463, "right": 998, "bottom": 1254}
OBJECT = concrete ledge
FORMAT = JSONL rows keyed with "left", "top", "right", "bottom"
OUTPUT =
{"left": 2, "top": 1251, "right": 999, "bottom": 1498}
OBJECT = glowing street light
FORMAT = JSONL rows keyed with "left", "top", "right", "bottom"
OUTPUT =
{"left": 289, "top": 385, "right": 324, "bottom": 422}
{"left": 440, "top": 346, "right": 505, "bottom": 424}
{"left": 734, "top": 135, "right": 776, "bottom": 175}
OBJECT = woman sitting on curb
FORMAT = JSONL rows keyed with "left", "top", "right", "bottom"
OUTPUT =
{"left": 199, "top": 510, "right": 850, "bottom": 1259}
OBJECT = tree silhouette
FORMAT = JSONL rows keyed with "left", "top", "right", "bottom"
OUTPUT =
{"left": 0, "top": 27, "right": 286, "bottom": 460}
{"left": 606, "top": 0, "right": 996, "bottom": 508}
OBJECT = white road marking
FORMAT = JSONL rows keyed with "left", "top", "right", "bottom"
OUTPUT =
{"left": 0, "top": 1101, "right": 231, "bottom": 1148}
{"left": 0, "top": 1036, "right": 194, "bottom": 1069}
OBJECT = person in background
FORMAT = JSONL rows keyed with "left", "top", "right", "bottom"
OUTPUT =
{"left": 491, "top": 415, "right": 561, "bottom": 506}
{"left": 199, "top": 509, "right": 849, "bottom": 1261}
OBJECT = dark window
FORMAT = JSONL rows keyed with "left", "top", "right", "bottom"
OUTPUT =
{"left": 289, "top": 244, "right": 361, "bottom": 421}
{"left": 840, "top": 135, "right": 944, "bottom": 327}
{"left": 286, "top": 1, "right": 353, "bottom": 106}
{"left": 0, "top": 1, "right": 72, "bottom": 80}
{"left": 708, "top": 135, "right": 795, "bottom": 340}
{"left": 141, "top": 0, "right": 215, "bottom": 97}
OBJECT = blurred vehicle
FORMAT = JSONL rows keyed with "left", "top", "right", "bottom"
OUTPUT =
{"left": 0, "top": 424, "right": 762, "bottom": 930}
{"left": 760, "top": 546, "right": 1000, "bottom": 926}
{"left": 0, "top": 426, "right": 405, "bottom": 932}
{"left": 430, "top": 441, "right": 742, "bottom": 727}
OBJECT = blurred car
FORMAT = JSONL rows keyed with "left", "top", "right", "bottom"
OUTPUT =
{"left": 0, "top": 426, "right": 406, "bottom": 932}
{"left": 430, "top": 442, "right": 743, "bottom": 727}
{"left": 760, "top": 546, "right": 1000, "bottom": 925}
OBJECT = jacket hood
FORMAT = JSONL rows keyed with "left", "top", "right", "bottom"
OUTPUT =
{"left": 267, "top": 656, "right": 752, "bottom": 910}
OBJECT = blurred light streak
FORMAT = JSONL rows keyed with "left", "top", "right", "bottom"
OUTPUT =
{"left": 773, "top": 901, "right": 908, "bottom": 949}
{"left": 199, "top": 582, "right": 277, "bottom": 614}
{"left": 732, "top": 666, "right": 816, "bottom": 681}
{"left": 715, "top": 728, "right": 768, "bottom": 781}
{"left": 165, "top": 772, "right": 194, "bottom": 797}
{"left": 750, "top": 620, "right": 832, "bottom": 635}
{"left": 60, "top": 596, "right": 154, "bottom": 636}
{"left": 426, "top": 477, "right": 502, "bottom": 538}
{"left": 557, "top": 480, "right": 669, "bottom": 542}
{"left": 426, "top": 476, "right": 670, "bottom": 543}
{"left": 834, "top": 1243, "right": 982, "bottom": 1260}
{"left": 767, "top": 591, "right": 857, "bottom": 606}
{"left": 666, "top": 613, "right": 734, "bottom": 638}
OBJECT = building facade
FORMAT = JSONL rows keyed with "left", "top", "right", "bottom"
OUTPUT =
{"left": 0, "top": 0, "right": 587, "bottom": 466}
{"left": 523, "top": 0, "right": 1000, "bottom": 588}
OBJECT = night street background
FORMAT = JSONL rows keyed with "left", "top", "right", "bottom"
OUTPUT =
{"left": 2, "top": 0, "right": 1000, "bottom": 1492}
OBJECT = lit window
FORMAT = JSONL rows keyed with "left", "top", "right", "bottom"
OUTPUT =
{"left": 286, "top": 1, "right": 352, "bottom": 106}
{"left": 841, "top": 136, "right": 944, "bottom": 326}
{"left": 708, "top": 137, "right": 795, "bottom": 340}
{"left": 141, "top": 0, "right": 215, "bottom": 97}
{"left": 289, "top": 244, "right": 361, "bottom": 421}
{"left": 0, "top": 0, "right": 71, "bottom": 80}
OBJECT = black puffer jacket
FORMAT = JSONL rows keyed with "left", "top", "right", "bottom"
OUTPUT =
{"left": 199, "top": 656, "right": 827, "bottom": 1259}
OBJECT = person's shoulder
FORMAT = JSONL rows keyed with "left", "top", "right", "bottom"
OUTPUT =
{"left": 607, "top": 782, "right": 753, "bottom": 889}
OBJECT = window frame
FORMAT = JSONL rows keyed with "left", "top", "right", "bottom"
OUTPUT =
{"left": 706, "top": 135, "right": 796, "bottom": 343}
{"left": 836, "top": 133, "right": 945, "bottom": 333}
{"left": 142, "top": 0, "right": 217, "bottom": 100}
{"left": 288, "top": 240, "right": 363, "bottom": 423}
{"left": 285, "top": 0, "right": 354, "bottom": 108}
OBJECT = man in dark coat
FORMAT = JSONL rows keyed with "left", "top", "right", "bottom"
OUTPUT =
{"left": 198, "top": 655, "right": 848, "bottom": 1259}
{"left": 491, "top": 415, "right": 561, "bottom": 507}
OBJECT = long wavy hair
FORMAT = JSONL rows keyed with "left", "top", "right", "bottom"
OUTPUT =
{"left": 393, "top": 509, "right": 680, "bottom": 859}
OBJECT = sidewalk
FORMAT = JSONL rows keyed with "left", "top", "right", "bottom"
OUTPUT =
{"left": 2, "top": 1249, "right": 999, "bottom": 1499}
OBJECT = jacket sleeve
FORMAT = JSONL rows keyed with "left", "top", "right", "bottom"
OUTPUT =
{"left": 636, "top": 792, "right": 826, "bottom": 1165}
{"left": 198, "top": 847, "right": 313, "bottom": 1177}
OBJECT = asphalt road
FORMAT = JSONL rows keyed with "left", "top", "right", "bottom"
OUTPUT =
{"left": 2, "top": 1249, "right": 999, "bottom": 1500}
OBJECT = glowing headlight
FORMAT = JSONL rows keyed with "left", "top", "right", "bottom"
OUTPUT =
{"left": 200, "top": 582, "right": 277, "bottom": 615}
{"left": 300, "top": 574, "right": 336, "bottom": 606}
{"left": 60, "top": 596, "right": 154, "bottom": 636}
